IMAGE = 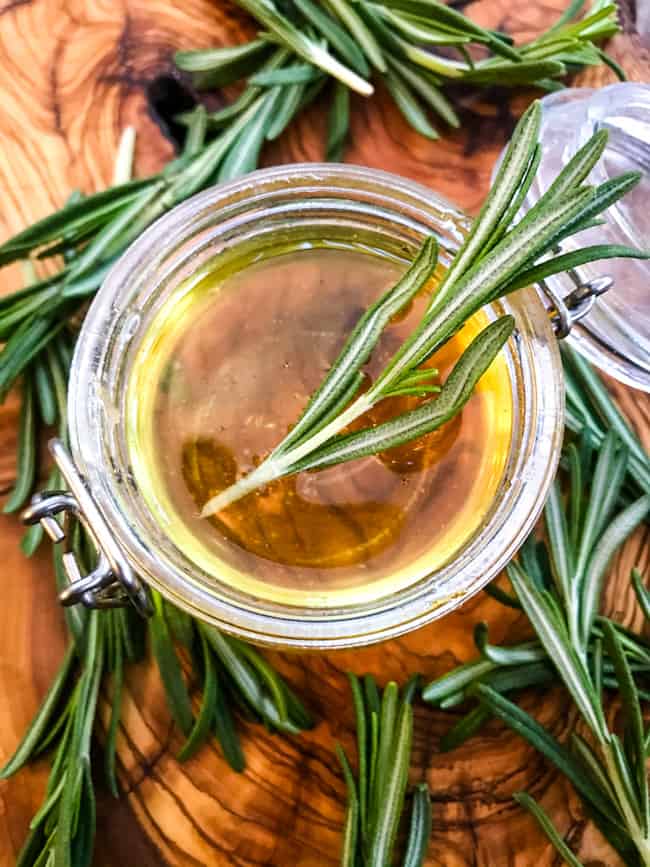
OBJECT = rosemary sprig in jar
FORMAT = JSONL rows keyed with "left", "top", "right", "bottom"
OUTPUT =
{"left": 199, "top": 100, "right": 648, "bottom": 516}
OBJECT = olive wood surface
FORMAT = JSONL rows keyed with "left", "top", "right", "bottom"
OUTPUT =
{"left": 0, "top": 1, "right": 648, "bottom": 864}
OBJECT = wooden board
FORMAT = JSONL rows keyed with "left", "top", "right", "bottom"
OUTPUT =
{"left": 0, "top": 1, "right": 649, "bottom": 864}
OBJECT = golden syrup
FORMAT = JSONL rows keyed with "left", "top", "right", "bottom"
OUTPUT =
{"left": 127, "top": 241, "right": 513, "bottom": 607}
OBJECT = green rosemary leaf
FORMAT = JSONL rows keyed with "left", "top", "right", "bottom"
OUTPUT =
{"left": 548, "top": 129, "right": 610, "bottom": 204}
{"left": 601, "top": 620, "right": 648, "bottom": 829}
{"left": 0, "top": 643, "right": 76, "bottom": 779}
{"left": 372, "top": 682, "right": 399, "bottom": 826}
{"left": 545, "top": 0, "right": 587, "bottom": 33}
{"left": 519, "top": 536, "right": 551, "bottom": 592}
{"left": 175, "top": 38, "right": 270, "bottom": 88}
{"left": 4, "top": 376, "right": 37, "bottom": 514}
{"left": 514, "top": 792, "right": 586, "bottom": 867}
{"left": 0, "top": 316, "right": 65, "bottom": 402}
{"left": 59, "top": 258, "right": 116, "bottom": 299}
{"left": 266, "top": 82, "right": 307, "bottom": 140}
{"left": 402, "top": 783, "right": 431, "bottom": 867}
{"left": 595, "top": 46, "right": 626, "bottom": 81}
{"left": 481, "top": 660, "right": 555, "bottom": 696}
{"left": 485, "top": 145, "right": 543, "bottom": 253}
{"left": 34, "top": 357, "right": 57, "bottom": 426}
{"left": 364, "top": 675, "right": 381, "bottom": 716}
{"left": 212, "top": 677, "right": 246, "bottom": 772}
{"left": 423, "top": 658, "right": 495, "bottom": 705}
{"left": 32, "top": 199, "right": 134, "bottom": 259}
{"left": 218, "top": 88, "right": 282, "bottom": 180}
{"left": 163, "top": 601, "right": 195, "bottom": 650}
{"left": 507, "top": 562, "right": 607, "bottom": 741}
{"left": 484, "top": 582, "right": 522, "bottom": 609}
{"left": 271, "top": 236, "right": 438, "bottom": 458}
{"left": 251, "top": 63, "right": 322, "bottom": 86}
{"left": 439, "top": 705, "right": 491, "bottom": 752}
{"left": 323, "top": 0, "right": 386, "bottom": 71}
{"left": 75, "top": 760, "right": 96, "bottom": 867}
{"left": 368, "top": 699, "right": 413, "bottom": 867}
{"left": 569, "top": 732, "right": 619, "bottom": 809}
{"left": 337, "top": 744, "right": 360, "bottom": 867}
{"left": 169, "top": 112, "right": 259, "bottom": 200}
{"left": 104, "top": 612, "right": 124, "bottom": 798}
{"left": 592, "top": 636, "right": 604, "bottom": 703}
{"left": 386, "top": 57, "right": 459, "bottom": 127}
{"left": 293, "top": 0, "right": 370, "bottom": 77}
{"left": 369, "top": 710, "right": 379, "bottom": 802}
{"left": 149, "top": 592, "right": 194, "bottom": 736}
{"left": 326, "top": 81, "right": 350, "bottom": 161}
{"left": 103, "top": 632, "right": 123, "bottom": 798}
{"left": 580, "top": 495, "right": 650, "bottom": 647}
{"left": 285, "top": 690, "right": 313, "bottom": 732}
{"left": 378, "top": 0, "right": 521, "bottom": 60}
{"left": 0, "top": 289, "right": 60, "bottom": 342}
{"left": 474, "top": 624, "right": 545, "bottom": 667}
{"left": 460, "top": 59, "right": 566, "bottom": 86}
{"left": 178, "top": 631, "right": 218, "bottom": 762}
{"left": 375, "top": 7, "right": 474, "bottom": 45}
{"left": 426, "top": 100, "right": 540, "bottom": 315}
{"left": 549, "top": 171, "right": 642, "bottom": 249}
{"left": 632, "top": 569, "right": 650, "bottom": 623}
{"left": 383, "top": 69, "right": 439, "bottom": 139}
{"left": 63, "top": 181, "right": 166, "bottom": 283}
{"left": 544, "top": 479, "right": 573, "bottom": 605}
{"left": 182, "top": 105, "right": 208, "bottom": 158}
{"left": 236, "top": 0, "right": 373, "bottom": 94}
{"left": 505, "top": 244, "right": 650, "bottom": 297}
{"left": 608, "top": 733, "right": 645, "bottom": 830}
{"left": 348, "top": 673, "right": 368, "bottom": 832}
{"left": 202, "top": 626, "right": 306, "bottom": 733}
{"left": 236, "top": 640, "right": 289, "bottom": 724}
{"left": 0, "top": 179, "right": 154, "bottom": 267}
{"left": 359, "top": 4, "right": 466, "bottom": 78}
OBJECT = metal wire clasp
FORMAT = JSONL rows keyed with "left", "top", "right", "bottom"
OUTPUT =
{"left": 22, "top": 440, "right": 152, "bottom": 617}
{"left": 539, "top": 260, "right": 612, "bottom": 340}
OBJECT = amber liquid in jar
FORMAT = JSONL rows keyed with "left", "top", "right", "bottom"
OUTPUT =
{"left": 127, "top": 241, "right": 513, "bottom": 607}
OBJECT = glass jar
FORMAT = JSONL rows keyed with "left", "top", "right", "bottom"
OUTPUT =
{"left": 37, "top": 165, "right": 565, "bottom": 649}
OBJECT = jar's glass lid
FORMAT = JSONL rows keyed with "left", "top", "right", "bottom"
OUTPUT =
{"left": 526, "top": 83, "right": 650, "bottom": 392}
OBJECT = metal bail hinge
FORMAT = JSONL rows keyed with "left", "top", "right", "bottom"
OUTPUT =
{"left": 540, "top": 260, "right": 613, "bottom": 340}
{"left": 22, "top": 440, "right": 153, "bottom": 617}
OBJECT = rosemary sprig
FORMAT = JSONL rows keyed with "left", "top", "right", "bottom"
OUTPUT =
{"left": 423, "top": 366, "right": 650, "bottom": 866}
{"left": 337, "top": 674, "right": 431, "bottom": 867}
{"left": 0, "top": 132, "right": 312, "bottom": 867}
{"left": 176, "top": 0, "right": 623, "bottom": 146}
{"left": 201, "top": 101, "right": 648, "bottom": 516}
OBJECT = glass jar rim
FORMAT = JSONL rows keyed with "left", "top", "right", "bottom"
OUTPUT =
{"left": 68, "top": 163, "right": 564, "bottom": 649}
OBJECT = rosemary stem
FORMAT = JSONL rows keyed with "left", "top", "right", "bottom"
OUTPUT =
{"left": 200, "top": 393, "right": 373, "bottom": 516}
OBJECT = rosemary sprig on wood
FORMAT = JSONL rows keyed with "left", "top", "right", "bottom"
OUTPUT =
{"left": 176, "top": 0, "right": 623, "bottom": 147}
{"left": 337, "top": 674, "right": 431, "bottom": 867}
{"left": 200, "top": 100, "right": 647, "bottom": 516}
{"left": 423, "top": 372, "right": 650, "bottom": 866}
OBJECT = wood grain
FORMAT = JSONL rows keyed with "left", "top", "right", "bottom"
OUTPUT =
{"left": 0, "top": 1, "right": 648, "bottom": 865}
